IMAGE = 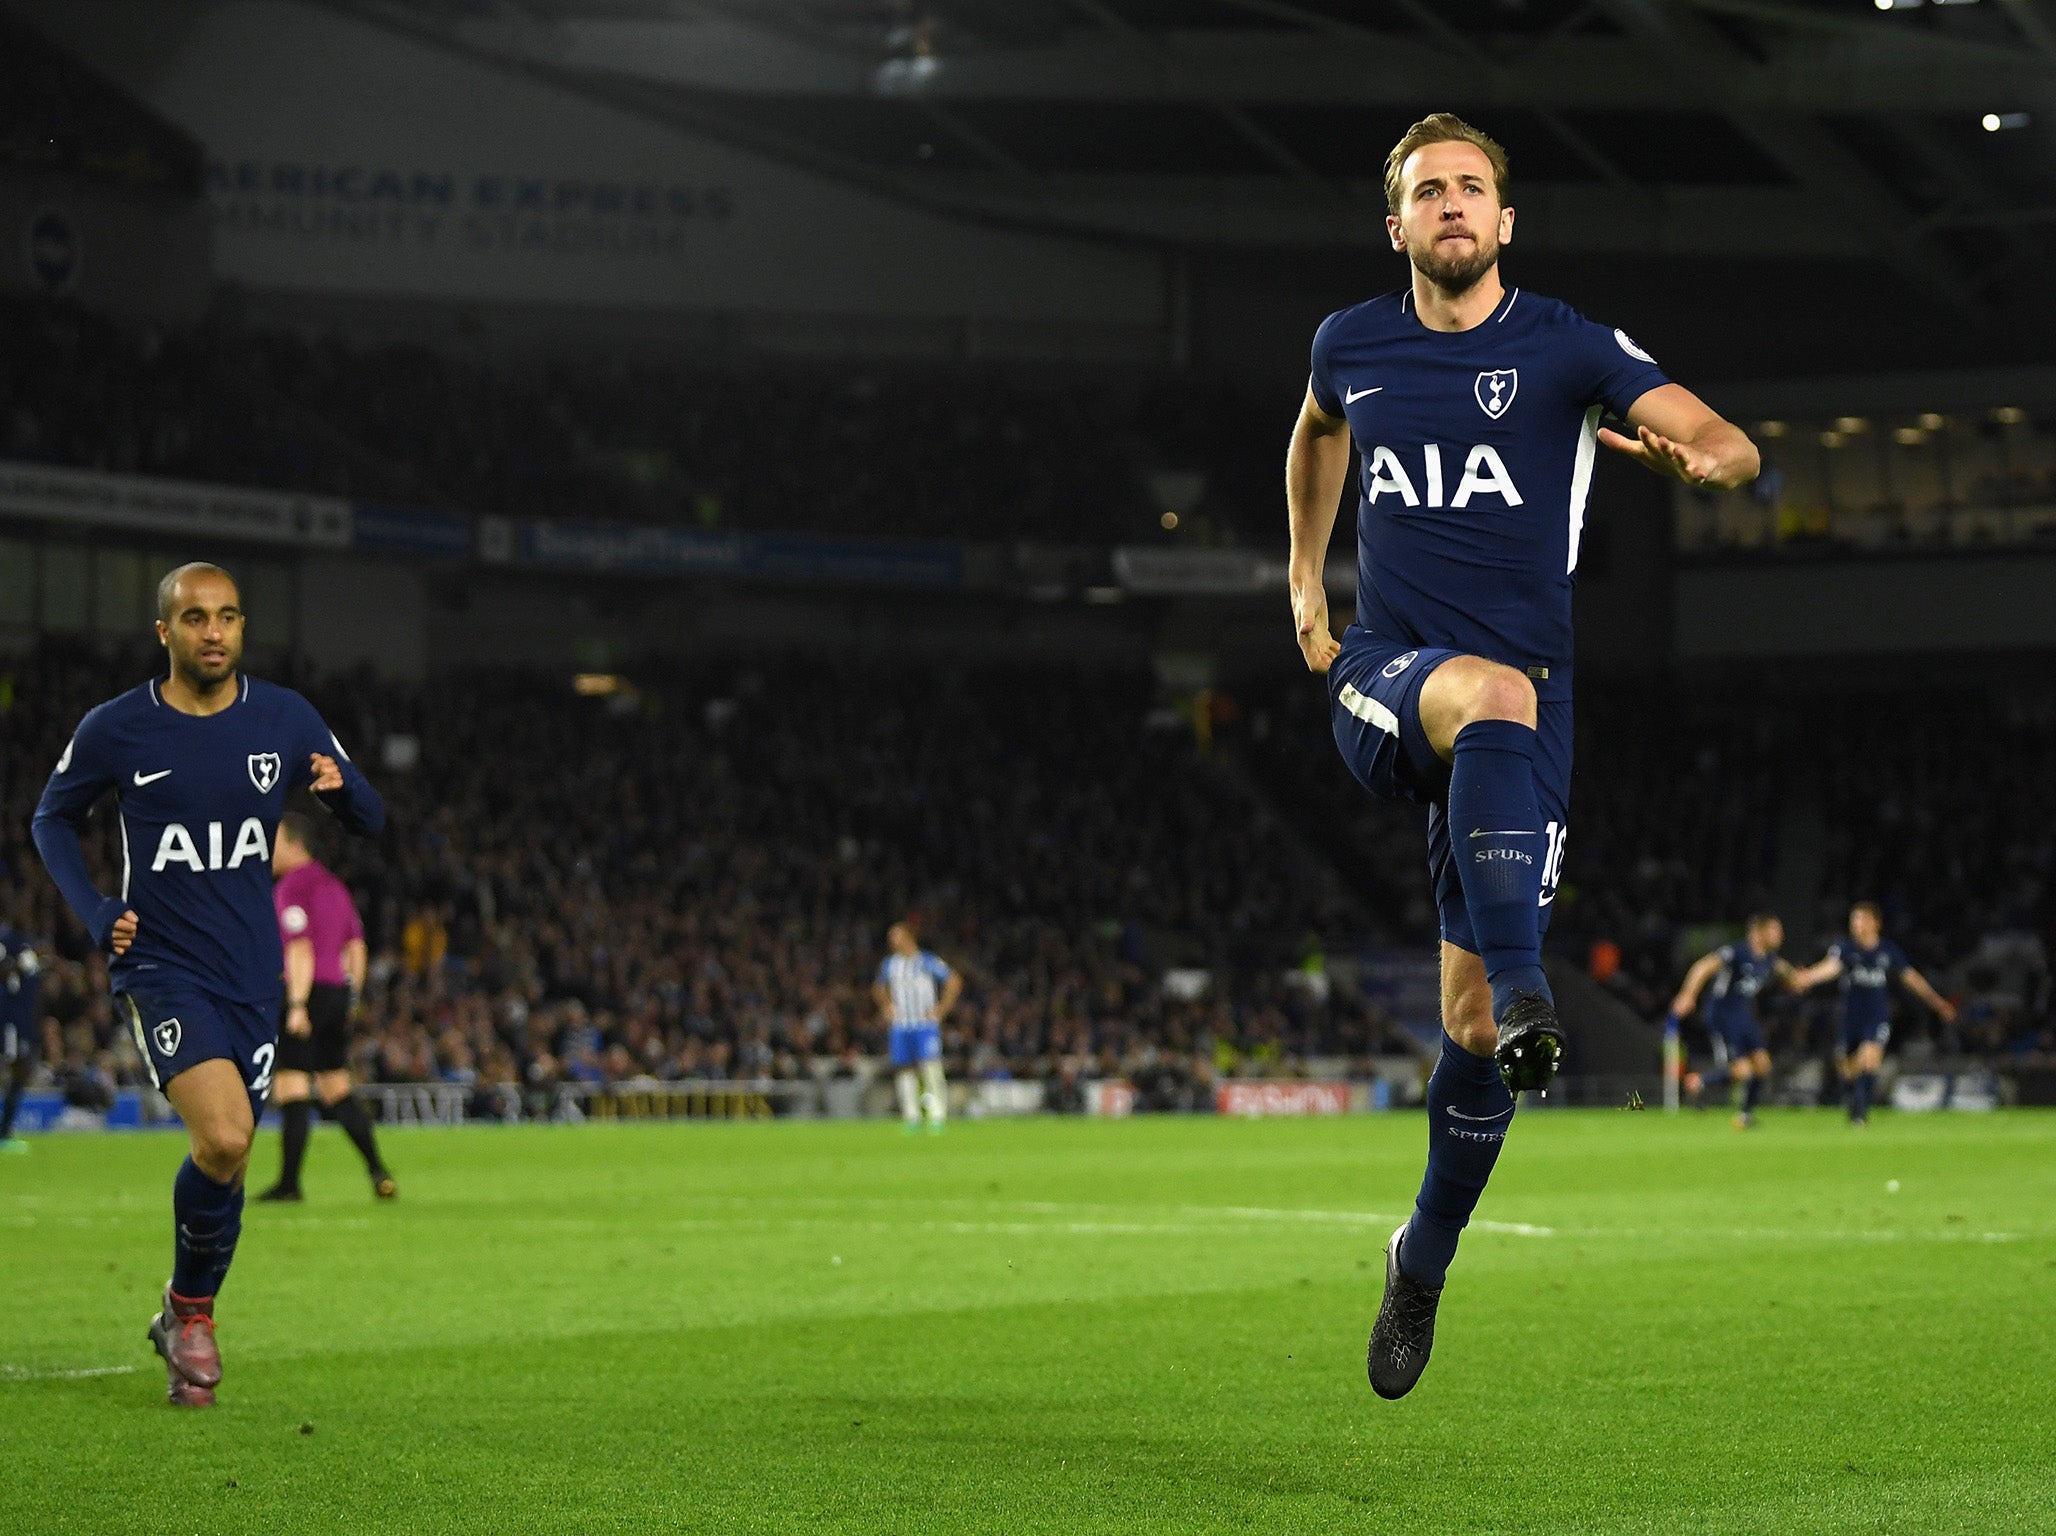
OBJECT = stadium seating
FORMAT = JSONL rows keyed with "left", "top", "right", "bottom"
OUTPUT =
{"left": 4, "top": 641, "right": 2049, "bottom": 1104}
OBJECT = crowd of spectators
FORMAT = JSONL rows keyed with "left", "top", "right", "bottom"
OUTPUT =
{"left": 0, "top": 642, "right": 1392, "bottom": 1114}
{"left": 1, "top": 295, "right": 1274, "bottom": 545}
{"left": 5, "top": 640, "right": 2051, "bottom": 1120}
{"left": 1239, "top": 666, "right": 2055, "bottom": 1065}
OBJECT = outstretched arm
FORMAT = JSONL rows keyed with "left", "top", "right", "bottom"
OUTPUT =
{"left": 1603, "top": 383, "right": 1760, "bottom": 491}
{"left": 1670, "top": 952, "right": 1722, "bottom": 1017}
{"left": 1788, "top": 954, "right": 1844, "bottom": 992}
{"left": 1286, "top": 388, "right": 1353, "bottom": 675}
{"left": 1899, "top": 966, "right": 1958, "bottom": 1024}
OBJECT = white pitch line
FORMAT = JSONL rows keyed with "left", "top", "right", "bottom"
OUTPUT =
{"left": 0, "top": 1364, "right": 139, "bottom": 1382}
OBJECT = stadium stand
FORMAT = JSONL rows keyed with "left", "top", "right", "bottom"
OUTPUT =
{"left": 0, "top": 295, "right": 1274, "bottom": 545}
{"left": 9, "top": 293, "right": 2054, "bottom": 557}
{"left": 4, "top": 638, "right": 2050, "bottom": 1112}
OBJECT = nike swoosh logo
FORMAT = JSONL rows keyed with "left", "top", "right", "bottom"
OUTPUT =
{"left": 1469, "top": 829, "right": 1538, "bottom": 838}
{"left": 1345, "top": 386, "right": 1383, "bottom": 402}
{"left": 132, "top": 770, "right": 172, "bottom": 786}
{"left": 1447, "top": 1106, "right": 1514, "bottom": 1122}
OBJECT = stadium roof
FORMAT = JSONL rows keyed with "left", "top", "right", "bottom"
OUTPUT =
{"left": 329, "top": 0, "right": 2054, "bottom": 311}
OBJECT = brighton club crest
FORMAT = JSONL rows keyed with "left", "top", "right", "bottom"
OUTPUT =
{"left": 248, "top": 752, "right": 282, "bottom": 793}
{"left": 1474, "top": 369, "right": 1518, "bottom": 420}
{"left": 152, "top": 1017, "right": 183, "bottom": 1057}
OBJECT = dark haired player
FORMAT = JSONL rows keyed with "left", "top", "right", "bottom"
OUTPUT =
{"left": 1792, "top": 901, "right": 1957, "bottom": 1126}
{"left": 0, "top": 908, "right": 41, "bottom": 1151}
{"left": 1672, "top": 913, "right": 1796, "bottom": 1130}
{"left": 32, "top": 562, "right": 383, "bottom": 1406}
{"left": 259, "top": 811, "right": 394, "bottom": 1201}
{"left": 1287, "top": 113, "right": 1758, "bottom": 1399}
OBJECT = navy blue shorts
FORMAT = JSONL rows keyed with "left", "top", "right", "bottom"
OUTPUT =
{"left": 1839, "top": 1017, "right": 1890, "bottom": 1054}
{"left": 889, "top": 1023, "right": 941, "bottom": 1068}
{"left": 1327, "top": 624, "right": 1572, "bottom": 954}
{"left": 1709, "top": 1012, "right": 1766, "bottom": 1058}
{"left": 118, "top": 977, "right": 280, "bottom": 1120}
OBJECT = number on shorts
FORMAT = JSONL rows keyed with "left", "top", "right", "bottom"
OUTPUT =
{"left": 249, "top": 1042, "right": 275, "bottom": 1097}
{"left": 1540, "top": 820, "right": 1569, "bottom": 902}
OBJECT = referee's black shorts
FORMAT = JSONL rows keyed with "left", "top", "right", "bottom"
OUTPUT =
{"left": 276, "top": 983, "right": 353, "bottom": 1074}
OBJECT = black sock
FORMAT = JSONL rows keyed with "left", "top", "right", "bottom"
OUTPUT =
{"left": 1741, "top": 1075, "right": 1764, "bottom": 1113}
{"left": 322, "top": 1093, "right": 387, "bottom": 1177}
{"left": 1447, "top": 720, "right": 1550, "bottom": 1018}
{"left": 1858, "top": 1071, "right": 1878, "bottom": 1118}
{"left": 0, "top": 1058, "right": 28, "bottom": 1139}
{"left": 1400, "top": 1032, "right": 1515, "bottom": 1288}
{"left": 172, "top": 1156, "right": 243, "bottom": 1300}
{"left": 276, "top": 1100, "right": 312, "bottom": 1191}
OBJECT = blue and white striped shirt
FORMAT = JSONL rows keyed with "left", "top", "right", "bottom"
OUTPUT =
{"left": 877, "top": 950, "right": 952, "bottom": 1026}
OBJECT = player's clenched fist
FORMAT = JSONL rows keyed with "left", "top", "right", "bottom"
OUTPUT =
{"left": 1292, "top": 585, "right": 1341, "bottom": 674}
{"left": 110, "top": 909, "right": 139, "bottom": 956}
{"left": 309, "top": 752, "right": 344, "bottom": 792}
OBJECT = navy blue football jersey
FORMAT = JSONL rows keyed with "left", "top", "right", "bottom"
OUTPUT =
{"left": 1827, "top": 938, "right": 1907, "bottom": 1032}
{"left": 0, "top": 924, "right": 40, "bottom": 1029}
{"left": 31, "top": 675, "right": 384, "bottom": 1005}
{"left": 1704, "top": 942, "right": 1780, "bottom": 1030}
{"left": 1309, "top": 287, "right": 1670, "bottom": 701}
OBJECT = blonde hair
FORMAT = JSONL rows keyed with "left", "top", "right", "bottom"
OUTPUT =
{"left": 1383, "top": 113, "right": 1511, "bottom": 216}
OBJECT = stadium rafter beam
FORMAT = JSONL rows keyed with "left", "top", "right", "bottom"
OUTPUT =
{"left": 1208, "top": 0, "right": 1660, "bottom": 213}
{"left": 1593, "top": 0, "right": 1984, "bottom": 318}
{"left": 309, "top": 0, "right": 1985, "bottom": 264}
{"left": 1058, "top": 0, "right": 1340, "bottom": 195}
{"left": 1996, "top": 0, "right": 2056, "bottom": 58}
{"left": 525, "top": 7, "right": 2056, "bottom": 115}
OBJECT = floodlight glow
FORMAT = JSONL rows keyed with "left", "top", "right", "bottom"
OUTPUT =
{"left": 1893, "top": 427, "right": 1926, "bottom": 446}
{"left": 1918, "top": 412, "right": 1946, "bottom": 430}
{"left": 1757, "top": 420, "right": 1787, "bottom": 438}
{"left": 1993, "top": 406, "right": 2028, "bottom": 425}
{"left": 1983, "top": 112, "right": 2029, "bottom": 131}
{"left": 1834, "top": 416, "right": 1869, "bottom": 434}
{"left": 1819, "top": 430, "right": 1845, "bottom": 448}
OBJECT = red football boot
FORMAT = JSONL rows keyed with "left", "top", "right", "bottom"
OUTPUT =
{"left": 147, "top": 1285, "right": 221, "bottom": 1406}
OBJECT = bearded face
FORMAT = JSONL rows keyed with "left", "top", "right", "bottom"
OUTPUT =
{"left": 1387, "top": 139, "right": 1512, "bottom": 299}
{"left": 1408, "top": 223, "right": 1500, "bottom": 295}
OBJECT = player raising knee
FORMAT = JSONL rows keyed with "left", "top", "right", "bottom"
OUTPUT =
{"left": 1790, "top": 901, "right": 1956, "bottom": 1127}
{"left": 874, "top": 922, "right": 960, "bottom": 1135}
{"left": 31, "top": 563, "right": 383, "bottom": 1406}
{"left": 1671, "top": 914, "right": 1798, "bottom": 1130}
{"left": 1287, "top": 113, "right": 1757, "bottom": 1400}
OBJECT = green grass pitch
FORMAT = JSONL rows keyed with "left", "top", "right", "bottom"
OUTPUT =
{"left": 5, "top": 1109, "right": 2054, "bottom": 1534}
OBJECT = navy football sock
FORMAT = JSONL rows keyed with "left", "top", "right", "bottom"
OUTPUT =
{"left": 171, "top": 1156, "right": 243, "bottom": 1301}
{"left": 1447, "top": 719, "right": 1550, "bottom": 1018}
{"left": 1398, "top": 1032, "right": 1516, "bottom": 1289}
{"left": 1740, "top": 1075, "right": 1764, "bottom": 1114}
{"left": 1857, "top": 1072, "right": 1877, "bottom": 1119}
